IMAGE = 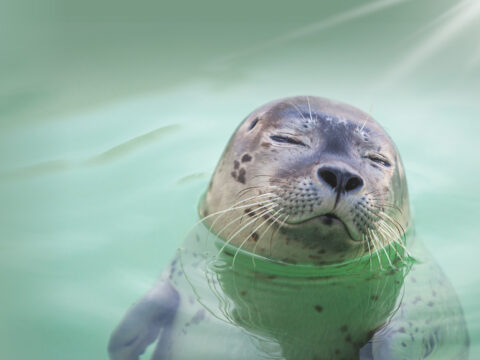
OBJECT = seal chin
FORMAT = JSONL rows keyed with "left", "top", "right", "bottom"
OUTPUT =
{"left": 285, "top": 213, "right": 361, "bottom": 242}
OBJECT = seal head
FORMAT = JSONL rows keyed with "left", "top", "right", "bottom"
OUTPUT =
{"left": 201, "top": 96, "right": 410, "bottom": 265}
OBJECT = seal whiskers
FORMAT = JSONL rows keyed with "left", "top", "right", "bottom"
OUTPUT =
{"left": 251, "top": 210, "right": 286, "bottom": 268}
{"left": 216, "top": 204, "right": 280, "bottom": 259}
{"left": 367, "top": 228, "right": 385, "bottom": 270}
{"left": 204, "top": 194, "right": 278, "bottom": 243}
{"left": 232, "top": 208, "right": 284, "bottom": 268}
{"left": 269, "top": 214, "right": 290, "bottom": 258}
{"left": 195, "top": 192, "right": 277, "bottom": 232}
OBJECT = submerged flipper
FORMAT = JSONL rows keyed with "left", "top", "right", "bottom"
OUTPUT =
{"left": 369, "top": 261, "right": 469, "bottom": 360}
{"left": 108, "top": 281, "right": 180, "bottom": 360}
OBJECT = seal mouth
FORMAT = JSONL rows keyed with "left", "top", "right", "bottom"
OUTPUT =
{"left": 286, "top": 212, "right": 345, "bottom": 226}
{"left": 284, "top": 212, "right": 356, "bottom": 239}
{"left": 320, "top": 213, "right": 341, "bottom": 225}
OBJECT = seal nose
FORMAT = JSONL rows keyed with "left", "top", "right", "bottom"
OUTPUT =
{"left": 317, "top": 166, "right": 364, "bottom": 193}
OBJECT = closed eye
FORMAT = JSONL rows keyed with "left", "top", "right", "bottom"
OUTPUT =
{"left": 365, "top": 154, "right": 391, "bottom": 167}
{"left": 270, "top": 135, "right": 307, "bottom": 147}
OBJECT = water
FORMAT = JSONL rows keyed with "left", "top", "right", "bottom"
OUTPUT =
{"left": 1, "top": 0, "right": 479, "bottom": 359}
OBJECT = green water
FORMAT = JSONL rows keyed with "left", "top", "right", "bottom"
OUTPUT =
{"left": 1, "top": 0, "right": 479, "bottom": 359}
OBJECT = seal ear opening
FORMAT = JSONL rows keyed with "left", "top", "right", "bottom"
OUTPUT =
{"left": 248, "top": 117, "right": 259, "bottom": 131}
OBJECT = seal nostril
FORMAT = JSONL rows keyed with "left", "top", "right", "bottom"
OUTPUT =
{"left": 318, "top": 169, "right": 337, "bottom": 189}
{"left": 345, "top": 176, "right": 363, "bottom": 191}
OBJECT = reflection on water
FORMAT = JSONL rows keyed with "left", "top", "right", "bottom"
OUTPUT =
{"left": 0, "top": 124, "right": 181, "bottom": 181}
{"left": 109, "top": 221, "right": 468, "bottom": 359}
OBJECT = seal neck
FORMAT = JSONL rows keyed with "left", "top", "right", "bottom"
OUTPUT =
{"left": 186, "top": 219, "right": 416, "bottom": 279}
{"left": 213, "top": 233, "right": 415, "bottom": 279}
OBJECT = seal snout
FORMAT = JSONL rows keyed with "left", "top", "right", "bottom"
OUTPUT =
{"left": 316, "top": 165, "right": 364, "bottom": 194}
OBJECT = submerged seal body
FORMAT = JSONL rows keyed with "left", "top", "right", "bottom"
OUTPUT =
{"left": 108, "top": 97, "right": 468, "bottom": 360}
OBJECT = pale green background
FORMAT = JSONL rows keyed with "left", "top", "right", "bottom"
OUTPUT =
{"left": 0, "top": 0, "right": 479, "bottom": 359}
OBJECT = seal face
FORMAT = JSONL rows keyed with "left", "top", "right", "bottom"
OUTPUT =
{"left": 201, "top": 96, "right": 410, "bottom": 265}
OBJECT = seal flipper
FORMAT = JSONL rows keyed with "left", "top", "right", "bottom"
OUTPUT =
{"left": 370, "top": 323, "right": 428, "bottom": 360}
{"left": 108, "top": 281, "right": 180, "bottom": 360}
{"left": 359, "top": 342, "right": 373, "bottom": 360}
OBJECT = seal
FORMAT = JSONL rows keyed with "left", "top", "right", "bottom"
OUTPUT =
{"left": 201, "top": 96, "right": 410, "bottom": 266}
{"left": 108, "top": 96, "right": 469, "bottom": 360}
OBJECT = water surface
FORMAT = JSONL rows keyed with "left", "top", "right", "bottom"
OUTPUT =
{"left": 0, "top": 0, "right": 479, "bottom": 358}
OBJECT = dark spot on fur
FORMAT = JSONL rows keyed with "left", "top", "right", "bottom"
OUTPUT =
{"left": 340, "top": 325, "right": 348, "bottom": 332}
{"left": 237, "top": 168, "right": 246, "bottom": 184}
{"left": 261, "top": 142, "right": 271, "bottom": 148}
{"left": 190, "top": 309, "right": 205, "bottom": 325}
{"left": 240, "top": 290, "right": 247, "bottom": 296}
{"left": 401, "top": 342, "right": 407, "bottom": 347}
{"left": 335, "top": 349, "right": 341, "bottom": 355}
{"left": 345, "top": 334, "right": 352, "bottom": 342}
{"left": 244, "top": 208, "right": 255, "bottom": 217}
{"left": 251, "top": 232, "right": 259, "bottom": 242}
{"left": 231, "top": 171, "right": 237, "bottom": 179}
{"left": 255, "top": 273, "right": 277, "bottom": 280}
{"left": 371, "top": 295, "right": 379, "bottom": 301}
{"left": 315, "top": 305, "right": 323, "bottom": 312}
{"left": 248, "top": 117, "right": 259, "bottom": 130}
{"left": 241, "top": 154, "right": 252, "bottom": 163}
{"left": 234, "top": 160, "right": 240, "bottom": 169}
{"left": 427, "top": 301, "right": 434, "bottom": 307}
{"left": 398, "top": 327, "right": 406, "bottom": 333}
